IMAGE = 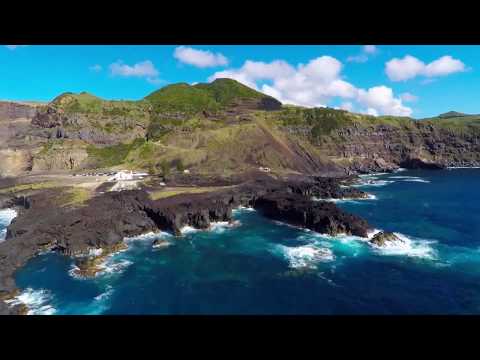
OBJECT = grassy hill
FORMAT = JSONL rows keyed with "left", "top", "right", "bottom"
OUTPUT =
{"left": 145, "top": 78, "right": 280, "bottom": 113}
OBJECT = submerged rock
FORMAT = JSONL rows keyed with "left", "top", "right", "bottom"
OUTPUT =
{"left": 73, "top": 243, "right": 128, "bottom": 278}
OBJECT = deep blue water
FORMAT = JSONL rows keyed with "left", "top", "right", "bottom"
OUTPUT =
{"left": 6, "top": 169, "right": 480, "bottom": 314}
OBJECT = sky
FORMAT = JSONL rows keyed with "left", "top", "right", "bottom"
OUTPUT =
{"left": 0, "top": 45, "right": 477, "bottom": 118}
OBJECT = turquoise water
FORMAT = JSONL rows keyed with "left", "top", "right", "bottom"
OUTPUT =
{"left": 7, "top": 169, "right": 480, "bottom": 314}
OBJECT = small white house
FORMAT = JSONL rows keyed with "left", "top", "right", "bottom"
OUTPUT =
{"left": 183, "top": 169, "right": 190, "bottom": 174}
{"left": 259, "top": 167, "right": 271, "bottom": 173}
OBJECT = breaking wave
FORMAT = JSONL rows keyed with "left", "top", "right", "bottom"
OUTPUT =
{"left": 275, "top": 244, "right": 335, "bottom": 269}
{"left": 389, "top": 176, "right": 430, "bottom": 183}
{"left": 319, "top": 194, "right": 377, "bottom": 203}
{"left": 125, "top": 231, "right": 173, "bottom": 243}
{"left": 352, "top": 179, "right": 395, "bottom": 188}
{"left": 369, "top": 232, "right": 437, "bottom": 259}
{"left": 209, "top": 220, "right": 241, "bottom": 233}
{"left": 69, "top": 256, "right": 133, "bottom": 280}
{"left": 5, "top": 288, "right": 56, "bottom": 315}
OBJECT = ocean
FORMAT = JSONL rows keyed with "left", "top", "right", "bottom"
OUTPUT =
{"left": 5, "top": 169, "right": 480, "bottom": 314}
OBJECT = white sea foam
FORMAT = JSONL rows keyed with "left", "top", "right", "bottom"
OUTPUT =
{"left": 94, "top": 286, "right": 114, "bottom": 302}
{"left": 69, "top": 253, "right": 133, "bottom": 280}
{"left": 369, "top": 232, "right": 437, "bottom": 259}
{"left": 180, "top": 226, "right": 200, "bottom": 234}
{"left": 276, "top": 244, "right": 335, "bottom": 269}
{"left": 352, "top": 179, "right": 395, "bottom": 188}
{"left": 402, "top": 178, "right": 431, "bottom": 183}
{"left": 367, "top": 228, "right": 383, "bottom": 240}
{"left": 5, "top": 288, "right": 56, "bottom": 315}
{"left": 394, "top": 168, "right": 407, "bottom": 172}
{"left": 0, "top": 208, "right": 17, "bottom": 242}
{"left": 311, "top": 228, "right": 436, "bottom": 260}
{"left": 319, "top": 193, "right": 377, "bottom": 203}
{"left": 209, "top": 220, "right": 241, "bottom": 233}
{"left": 233, "top": 205, "right": 256, "bottom": 213}
{"left": 358, "top": 172, "right": 389, "bottom": 177}
{"left": 88, "top": 248, "right": 103, "bottom": 257}
{"left": 124, "top": 231, "right": 172, "bottom": 243}
{"left": 388, "top": 176, "right": 430, "bottom": 183}
{"left": 389, "top": 176, "right": 418, "bottom": 179}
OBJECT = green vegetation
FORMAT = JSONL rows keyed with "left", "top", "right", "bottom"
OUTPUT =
{"left": 277, "top": 106, "right": 416, "bottom": 140}
{"left": 159, "top": 160, "right": 171, "bottom": 176}
{"left": 0, "top": 181, "right": 61, "bottom": 194}
{"left": 38, "top": 139, "right": 65, "bottom": 156}
{"left": 149, "top": 186, "right": 233, "bottom": 200}
{"left": 51, "top": 92, "right": 152, "bottom": 119}
{"left": 86, "top": 138, "right": 146, "bottom": 168}
{"left": 58, "top": 187, "right": 92, "bottom": 207}
{"left": 173, "top": 158, "right": 185, "bottom": 172}
{"left": 145, "top": 83, "right": 220, "bottom": 113}
{"left": 145, "top": 78, "right": 276, "bottom": 114}
{"left": 194, "top": 78, "right": 266, "bottom": 106}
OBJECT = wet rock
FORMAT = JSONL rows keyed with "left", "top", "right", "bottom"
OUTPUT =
{"left": 253, "top": 193, "right": 370, "bottom": 237}
{"left": 369, "top": 231, "right": 401, "bottom": 247}
{"left": 399, "top": 158, "right": 445, "bottom": 170}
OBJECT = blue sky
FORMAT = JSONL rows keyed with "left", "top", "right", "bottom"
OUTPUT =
{"left": 1, "top": 45, "right": 476, "bottom": 118}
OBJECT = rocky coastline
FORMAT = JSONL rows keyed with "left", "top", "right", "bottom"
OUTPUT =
{"left": 0, "top": 175, "right": 375, "bottom": 314}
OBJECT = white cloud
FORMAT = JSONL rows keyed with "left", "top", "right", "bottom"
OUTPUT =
{"left": 357, "top": 86, "right": 412, "bottom": 116}
{"left": 174, "top": 46, "right": 228, "bottom": 68}
{"left": 89, "top": 64, "right": 102, "bottom": 72}
{"left": 385, "top": 55, "right": 466, "bottom": 81}
{"left": 385, "top": 55, "right": 425, "bottom": 81}
{"left": 109, "top": 60, "right": 161, "bottom": 84}
{"left": 363, "top": 45, "right": 377, "bottom": 54}
{"left": 209, "top": 56, "right": 411, "bottom": 116}
{"left": 347, "top": 45, "right": 378, "bottom": 63}
{"left": 110, "top": 60, "right": 158, "bottom": 77}
{"left": 400, "top": 92, "right": 418, "bottom": 102}
{"left": 423, "top": 55, "right": 466, "bottom": 77}
{"left": 5, "top": 45, "right": 28, "bottom": 50}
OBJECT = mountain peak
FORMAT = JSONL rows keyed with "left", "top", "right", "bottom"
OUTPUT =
{"left": 438, "top": 111, "right": 468, "bottom": 118}
{"left": 145, "top": 78, "right": 281, "bottom": 113}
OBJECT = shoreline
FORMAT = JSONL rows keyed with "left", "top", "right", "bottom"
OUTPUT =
{"left": 2, "top": 167, "right": 480, "bottom": 314}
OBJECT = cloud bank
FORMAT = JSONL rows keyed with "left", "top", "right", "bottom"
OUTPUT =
{"left": 385, "top": 55, "right": 466, "bottom": 81}
{"left": 209, "top": 55, "right": 412, "bottom": 116}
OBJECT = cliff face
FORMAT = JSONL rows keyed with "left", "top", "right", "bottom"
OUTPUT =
{"left": 1, "top": 81, "right": 480, "bottom": 176}
{"left": 0, "top": 102, "right": 38, "bottom": 121}
{"left": 277, "top": 107, "right": 480, "bottom": 173}
{"left": 311, "top": 122, "right": 480, "bottom": 172}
